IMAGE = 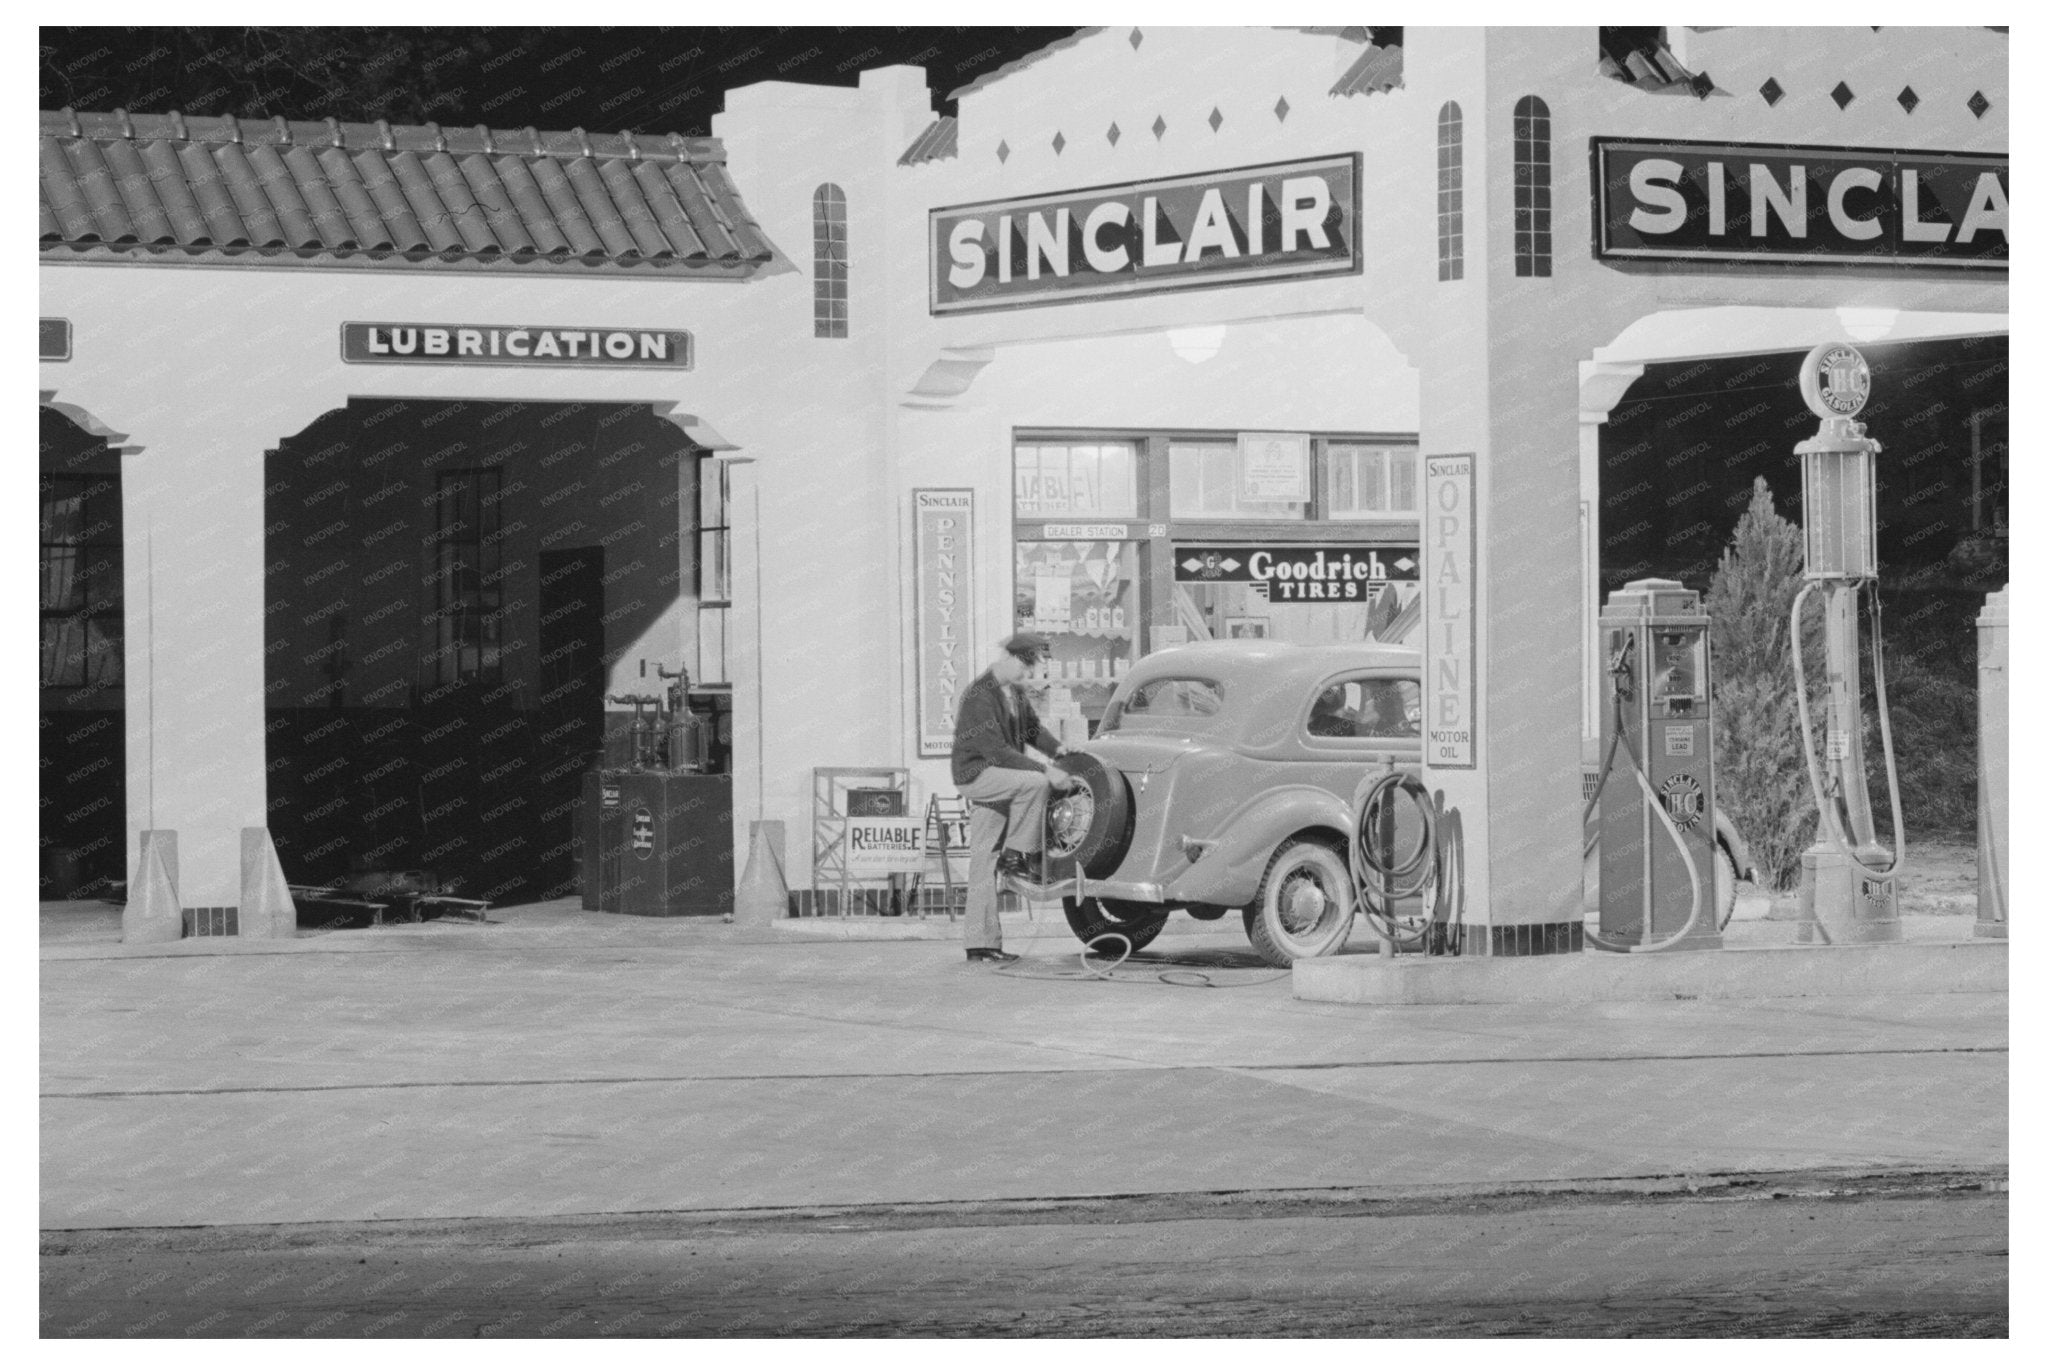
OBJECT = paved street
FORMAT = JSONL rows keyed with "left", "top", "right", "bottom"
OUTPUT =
{"left": 40, "top": 900, "right": 2007, "bottom": 1336}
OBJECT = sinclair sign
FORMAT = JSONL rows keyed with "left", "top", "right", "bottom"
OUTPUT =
{"left": 1593, "top": 138, "right": 2007, "bottom": 271}
{"left": 929, "top": 154, "right": 1361, "bottom": 314}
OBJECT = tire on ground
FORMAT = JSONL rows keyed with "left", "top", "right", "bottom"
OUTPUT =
{"left": 1243, "top": 837, "right": 1355, "bottom": 967}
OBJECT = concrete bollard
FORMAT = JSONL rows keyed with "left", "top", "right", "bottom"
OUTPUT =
{"left": 238, "top": 827, "right": 299, "bottom": 939}
{"left": 733, "top": 819, "right": 789, "bottom": 926}
{"left": 1977, "top": 588, "right": 2008, "bottom": 939}
{"left": 122, "top": 830, "right": 182, "bottom": 944}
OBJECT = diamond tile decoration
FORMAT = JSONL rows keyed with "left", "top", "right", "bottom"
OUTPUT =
{"left": 1759, "top": 77, "right": 1784, "bottom": 107}
{"left": 1897, "top": 86, "right": 1919, "bottom": 114}
{"left": 1831, "top": 81, "right": 1855, "bottom": 109}
{"left": 1208, "top": 107, "right": 1223, "bottom": 132}
{"left": 1052, "top": 131, "right": 1066, "bottom": 155}
{"left": 1130, "top": 27, "right": 1144, "bottom": 49}
{"left": 1274, "top": 95, "right": 1291, "bottom": 122}
{"left": 1152, "top": 114, "right": 1167, "bottom": 140}
{"left": 996, "top": 139, "right": 1010, "bottom": 164}
{"left": 1107, "top": 121, "right": 1121, "bottom": 147}
{"left": 1968, "top": 90, "right": 1991, "bottom": 119}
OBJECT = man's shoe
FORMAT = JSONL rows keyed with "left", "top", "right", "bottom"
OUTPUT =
{"left": 995, "top": 849, "right": 1036, "bottom": 878}
{"left": 965, "top": 948, "right": 1020, "bottom": 963}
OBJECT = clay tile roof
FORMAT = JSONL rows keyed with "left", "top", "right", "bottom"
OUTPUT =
{"left": 1329, "top": 39, "right": 1405, "bottom": 98}
{"left": 38, "top": 108, "right": 785, "bottom": 279}
{"left": 1597, "top": 28, "right": 1724, "bottom": 100}
{"left": 898, "top": 116, "right": 958, "bottom": 166}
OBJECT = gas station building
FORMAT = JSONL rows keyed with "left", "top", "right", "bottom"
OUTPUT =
{"left": 39, "top": 27, "right": 2007, "bottom": 947}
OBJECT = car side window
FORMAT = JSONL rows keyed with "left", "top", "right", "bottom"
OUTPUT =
{"left": 1305, "top": 677, "right": 1421, "bottom": 740}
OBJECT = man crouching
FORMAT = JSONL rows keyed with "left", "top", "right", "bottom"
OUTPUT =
{"left": 950, "top": 633, "right": 1077, "bottom": 964}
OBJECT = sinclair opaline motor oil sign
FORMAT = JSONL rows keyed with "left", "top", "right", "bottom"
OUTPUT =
{"left": 930, "top": 154, "right": 1361, "bottom": 314}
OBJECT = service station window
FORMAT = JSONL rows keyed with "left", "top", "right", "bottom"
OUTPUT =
{"left": 1323, "top": 441, "right": 1419, "bottom": 519}
{"left": 1014, "top": 442, "right": 1138, "bottom": 518}
{"left": 431, "top": 468, "right": 504, "bottom": 686}
{"left": 697, "top": 458, "right": 731, "bottom": 686}
{"left": 1167, "top": 441, "right": 1307, "bottom": 521}
{"left": 39, "top": 472, "right": 122, "bottom": 688}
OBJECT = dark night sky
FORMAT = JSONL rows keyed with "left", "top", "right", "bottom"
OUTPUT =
{"left": 38, "top": 27, "right": 1084, "bottom": 136}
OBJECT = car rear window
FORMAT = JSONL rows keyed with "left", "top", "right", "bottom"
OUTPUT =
{"left": 1099, "top": 677, "right": 1225, "bottom": 732}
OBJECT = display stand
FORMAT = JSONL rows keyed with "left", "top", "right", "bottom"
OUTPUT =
{"left": 908, "top": 793, "right": 972, "bottom": 918}
{"left": 810, "top": 767, "right": 910, "bottom": 916}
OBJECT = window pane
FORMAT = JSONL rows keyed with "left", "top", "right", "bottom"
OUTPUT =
{"left": 1040, "top": 448, "right": 1071, "bottom": 515}
{"left": 1328, "top": 447, "right": 1356, "bottom": 514}
{"left": 1390, "top": 449, "right": 1417, "bottom": 511}
{"left": 1098, "top": 443, "right": 1135, "bottom": 517}
{"left": 41, "top": 487, "right": 84, "bottom": 544}
{"left": 699, "top": 607, "right": 728, "bottom": 686}
{"left": 1014, "top": 447, "right": 1041, "bottom": 515}
{"left": 42, "top": 544, "right": 81, "bottom": 611}
{"left": 1200, "top": 445, "right": 1233, "bottom": 513}
{"left": 1069, "top": 446, "right": 1100, "bottom": 515}
{"left": 1360, "top": 447, "right": 1388, "bottom": 511}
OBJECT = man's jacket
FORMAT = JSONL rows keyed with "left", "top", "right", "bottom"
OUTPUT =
{"left": 950, "top": 669, "right": 1060, "bottom": 786}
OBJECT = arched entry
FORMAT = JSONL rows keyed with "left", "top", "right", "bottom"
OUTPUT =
{"left": 263, "top": 399, "right": 715, "bottom": 907}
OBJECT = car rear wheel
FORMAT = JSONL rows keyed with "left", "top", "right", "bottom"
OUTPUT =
{"left": 1063, "top": 896, "right": 1167, "bottom": 954}
{"left": 1041, "top": 752, "right": 1133, "bottom": 881}
{"left": 1243, "top": 838, "right": 1355, "bottom": 967}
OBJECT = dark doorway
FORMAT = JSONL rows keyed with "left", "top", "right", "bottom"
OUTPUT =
{"left": 537, "top": 549, "right": 607, "bottom": 764}
{"left": 264, "top": 400, "right": 695, "bottom": 907}
{"left": 39, "top": 407, "right": 126, "bottom": 899}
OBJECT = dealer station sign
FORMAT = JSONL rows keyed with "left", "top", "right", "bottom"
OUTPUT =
{"left": 341, "top": 322, "right": 693, "bottom": 369}
{"left": 1174, "top": 544, "right": 1417, "bottom": 603}
{"left": 930, "top": 154, "right": 1361, "bottom": 314}
{"left": 1594, "top": 138, "right": 2007, "bottom": 270}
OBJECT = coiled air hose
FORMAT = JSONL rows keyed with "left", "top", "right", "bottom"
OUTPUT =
{"left": 1789, "top": 579, "right": 1907, "bottom": 880}
{"left": 1580, "top": 688, "right": 1706, "bottom": 953}
{"left": 1349, "top": 768, "right": 1463, "bottom": 954}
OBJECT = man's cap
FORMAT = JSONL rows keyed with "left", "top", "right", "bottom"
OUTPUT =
{"left": 1000, "top": 632, "right": 1050, "bottom": 665}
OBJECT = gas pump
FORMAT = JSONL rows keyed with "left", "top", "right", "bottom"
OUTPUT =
{"left": 1788, "top": 342, "right": 1904, "bottom": 943}
{"left": 1590, "top": 579, "right": 1718, "bottom": 951}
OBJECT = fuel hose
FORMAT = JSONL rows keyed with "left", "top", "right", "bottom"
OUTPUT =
{"left": 1580, "top": 690, "right": 1706, "bottom": 953}
{"left": 1789, "top": 579, "right": 1907, "bottom": 880}
{"left": 1348, "top": 769, "right": 1462, "bottom": 953}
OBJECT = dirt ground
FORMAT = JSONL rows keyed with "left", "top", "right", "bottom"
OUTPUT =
{"left": 41, "top": 1172, "right": 2005, "bottom": 1338}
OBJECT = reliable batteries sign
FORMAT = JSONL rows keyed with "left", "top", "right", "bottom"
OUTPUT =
{"left": 930, "top": 154, "right": 1362, "bottom": 314}
{"left": 1593, "top": 138, "right": 2007, "bottom": 270}
{"left": 1174, "top": 544, "right": 1416, "bottom": 603}
{"left": 341, "top": 322, "right": 693, "bottom": 368}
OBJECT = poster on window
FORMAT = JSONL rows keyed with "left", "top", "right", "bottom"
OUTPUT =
{"left": 1237, "top": 432, "right": 1311, "bottom": 502}
{"left": 914, "top": 489, "right": 974, "bottom": 757}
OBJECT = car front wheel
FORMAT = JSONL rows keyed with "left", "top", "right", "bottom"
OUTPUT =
{"left": 1243, "top": 838, "right": 1355, "bottom": 966}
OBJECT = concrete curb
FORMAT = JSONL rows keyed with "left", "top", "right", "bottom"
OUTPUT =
{"left": 1293, "top": 939, "right": 2008, "bottom": 1005}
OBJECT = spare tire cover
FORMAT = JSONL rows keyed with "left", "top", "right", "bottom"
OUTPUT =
{"left": 1042, "top": 751, "right": 1134, "bottom": 881}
